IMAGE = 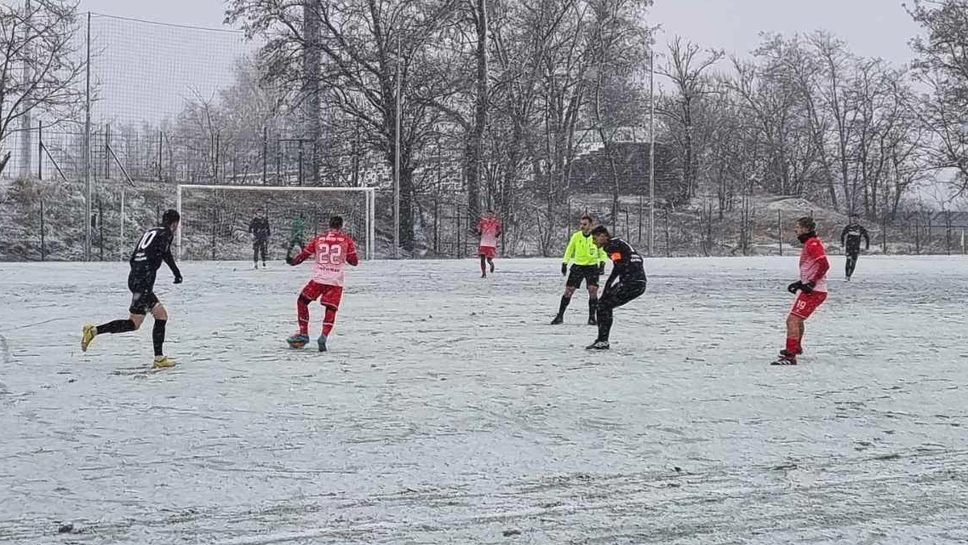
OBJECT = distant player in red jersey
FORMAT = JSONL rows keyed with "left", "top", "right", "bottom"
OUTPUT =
{"left": 475, "top": 210, "right": 501, "bottom": 278}
{"left": 285, "top": 216, "right": 359, "bottom": 352}
{"left": 773, "top": 216, "right": 830, "bottom": 365}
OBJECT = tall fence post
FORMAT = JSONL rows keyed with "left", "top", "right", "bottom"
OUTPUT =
{"left": 98, "top": 197, "right": 104, "bottom": 261}
{"left": 637, "top": 195, "right": 643, "bottom": 246}
{"left": 120, "top": 187, "right": 125, "bottom": 261}
{"left": 433, "top": 193, "right": 440, "bottom": 255}
{"left": 40, "top": 197, "right": 46, "bottom": 261}
{"left": 275, "top": 136, "right": 281, "bottom": 184}
{"left": 881, "top": 213, "right": 888, "bottom": 254}
{"left": 211, "top": 205, "right": 218, "bottom": 260}
{"left": 104, "top": 124, "right": 111, "bottom": 180}
{"left": 915, "top": 213, "right": 921, "bottom": 255}
{"left": 945, "top": 210, "right": 952, "bottom": 255}
{"left": 297, "top": 140, "right": 304, "bottom": 186}
{"left": 37, "top": 121, "right": 43, "bottom": 180}
{"left": 456, "top": 205, "right": 462, "bottom": 258}
{"left": 262, "top": 126, "right": 268, "bottom": 185}
{"left": 777, "top": 210, "right": 782, "bottom": 256}
{"left": 666, "top": 208, "right": 672, "bottom": 257}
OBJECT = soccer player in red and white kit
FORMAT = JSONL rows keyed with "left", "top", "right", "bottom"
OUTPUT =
{"left": 285, "top": 216, "right": 358, "bottom": 352}
{"left": 476, "top": 210, "right": 501, "bottom": 278}
{"left": 773, "top": 216, "right": 830, "bottom": 365}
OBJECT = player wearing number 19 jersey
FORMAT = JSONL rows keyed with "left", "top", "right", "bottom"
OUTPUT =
{"left": 773, "top": 216, "right": 829, "bottom": 365}
{"left": 80, "top": 209, "right": 183, "bottom": 369}
{"left": 286, "top": 216, "right": 359, "bottom": 352}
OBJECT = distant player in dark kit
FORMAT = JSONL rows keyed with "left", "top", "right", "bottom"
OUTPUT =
{"left": 286, "top": 216, "right": 359, "bottom": 352}
{"left": 773, "top": 216, "right": 830, "bottom": 365}
{"left": 476, "top": 210, "right": 502, "bottom": 278}
{"left": 840, "top": 214, "right": 870, "bottom": 281}
{"left": 249, "top": 214, "right": 271, "bottom": 269}
{"left": 552, "top": 214, "right": 607, "bottom": 325}
{"left": 586, "top": 226, "right": 647, "bottom": 350}
{"left": 81, "top": 209, "right": 183, "bottom": 369}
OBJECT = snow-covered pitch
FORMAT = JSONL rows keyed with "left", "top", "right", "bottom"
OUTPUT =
{"left": 1, "top": 256, "right": 967, "bottom": 544}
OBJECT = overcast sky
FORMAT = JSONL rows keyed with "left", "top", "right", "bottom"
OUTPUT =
{"left": 650, "top": 0, "right": 922, "bottom": 65}
{"left": 76, "top": 0, "right": 924, "bottom": 65}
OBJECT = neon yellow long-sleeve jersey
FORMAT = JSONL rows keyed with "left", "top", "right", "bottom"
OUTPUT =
{"left": 562, "top": 231, "right": 607, "bottom": 266}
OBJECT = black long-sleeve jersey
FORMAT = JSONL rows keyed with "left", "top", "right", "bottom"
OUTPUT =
{"left": 840, "top": 224, "right": 870, "bottom": 252}
{"left": 129, "top": 226, "right": 181, "bottom": 290}
{"left": 602, "top": 237, "right": 646, "bottom": 290}
{"left": 249, "top": 217, "right": 270, "bottom": 240}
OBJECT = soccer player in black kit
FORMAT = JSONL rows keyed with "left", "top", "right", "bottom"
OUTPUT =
{"left": 840, "top": 214, "right": 870, "bottom": 281}
{"left": 81, "top": 210, "right": 183, "bottom": 368}
{"left": 586, "top": 226, "right": 647, "bottom": 350}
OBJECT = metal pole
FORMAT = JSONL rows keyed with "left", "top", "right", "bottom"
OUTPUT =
{"left": 176, "top": 185, "right": 183, "bottom": 259}
{"left": 648, "top": 49, "right": 655, "bottom": 257}
{"left": 263, "top": 126, "right": 268, "bottom": 185}
{"left": 393, "top": 28, "right": 402, "bottom": 258}
{"left": 297, "top": 140, "right": 304, "bottom": 186}
{"left": 98, "top": 197, "right": 104, "bottom": 261}
{"left": 778, "top": 210, "right": 782, "bottom": 256}
{"left": 84, "top": 12, "right": 92, "bottom": 261}
{"left": 369, "top": 189, "right": 376, "bottom": 260}
{"left": 105, "top": 124, "right": 111, "bottom": 179}
{"left": 158, "top": 130, "right": 163, "bottom": 181}
{"left": 37, "top": 121, "right": 42, "bottom": 180}
{"left": 40, "top": 197, "right": 45, "bottom": 261}
{"left": 120, "top": 187, "right": 125, "bottom": 261}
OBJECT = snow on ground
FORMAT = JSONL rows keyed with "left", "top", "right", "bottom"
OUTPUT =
{"left": 1, "top": 255, "right": 967, "bottom": 544}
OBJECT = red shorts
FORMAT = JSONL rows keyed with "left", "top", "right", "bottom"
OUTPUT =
{"left": 478, "top": 246, "right": 496, "bottom": 258}
{"left": 301, "top": 281, "right": 344, "bottom": 310}
{"left": 790, "top": 291, "right": 827, "bottom": 319}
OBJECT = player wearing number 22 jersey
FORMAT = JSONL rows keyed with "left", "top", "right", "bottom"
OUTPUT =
{"left": 285, "top": 216, "right": 359, "bottom": 352}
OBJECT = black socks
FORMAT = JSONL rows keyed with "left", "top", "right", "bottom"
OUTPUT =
{"left": 96, "top": 319, "right": 136, "bottom": 335}
{"left": 152, "top": 319, "right": 167, "bottom": 357}
{"left": 557, "top": 296, "right": 571, "bottom": 317}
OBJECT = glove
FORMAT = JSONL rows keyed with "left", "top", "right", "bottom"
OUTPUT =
{"left": 801, "top": 281, "right": 815, "bottom": 293}
{"left": 173, "top": 276, "right": 183, "bottom": 285}
{"left": 598, "top": 262, "right": 606, "bottom": 275}
{"left": 786, "top": 281, "right": 803, "bottom": 294}
{"left": 561, "top": 263, "right": 568, "bottom": 276}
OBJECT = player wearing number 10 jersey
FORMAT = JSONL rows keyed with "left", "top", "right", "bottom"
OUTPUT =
{"left": 285, "top": 216, "right": 359, "bottom": 352}
{"left": 80, "top": 209, "right": 183, "bottom": 368}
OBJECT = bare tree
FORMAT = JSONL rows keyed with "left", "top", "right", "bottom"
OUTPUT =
{"left": 657, "top": 37, "right": 724, "bottom": 205}
{"left": 227, "top": 0, "right": 460, "bottom": 251}
{"left": 907, "top": 0, "right": 968, "bottom": 196}
{"left": 0, "top": 0, "right": 85, "bottom": 177}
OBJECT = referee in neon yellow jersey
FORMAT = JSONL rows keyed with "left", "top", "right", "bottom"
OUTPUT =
{"left": 551, "top": 214, "right": 608, "bottom": 325}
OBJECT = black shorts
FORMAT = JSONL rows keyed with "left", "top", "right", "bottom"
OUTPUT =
{"left": 129, "top": 289, "right": 159, "bottom": 315}
{"left": 599, "top": 279, "right": 647, "bottom": 310}
{"left": 127, "top": 271, "right": 159, "bottom": 315}
{"left": 566, "top": 264, "right": 601, "bottom": 288}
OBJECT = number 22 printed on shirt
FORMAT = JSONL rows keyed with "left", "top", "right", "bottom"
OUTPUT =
{"left": 316, "top": 242, "right": 343, "bottom": 265}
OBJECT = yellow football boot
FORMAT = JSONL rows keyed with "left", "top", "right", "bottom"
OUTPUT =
{"left": 81, "top": 324, "right": 97, "bottom": 352}
{"left": 152, "top": 355, "right": 175, "bottom": 369}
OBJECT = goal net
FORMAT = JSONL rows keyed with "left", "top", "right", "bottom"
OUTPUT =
{"left": 175, "top": 185, "right": 376, "bottom": 261}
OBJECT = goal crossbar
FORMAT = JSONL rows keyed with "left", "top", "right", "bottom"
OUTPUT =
{"left": 175, "top": 184, "right": 377, "bottom": 260}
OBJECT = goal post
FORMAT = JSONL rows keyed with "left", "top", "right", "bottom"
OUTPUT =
{"left": 175, "top": 184, "right": 377, "bottom": 261}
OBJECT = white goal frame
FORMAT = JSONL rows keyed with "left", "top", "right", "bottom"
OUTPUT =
{"left": 175, "top": 184, "right": 377, "bottom": 260}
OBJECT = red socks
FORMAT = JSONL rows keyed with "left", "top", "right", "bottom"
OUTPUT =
{"left": 297, "top": 296, "right": 310, "bottom": 335}
{"left": 322, "top": 307, "right": 337, "bottom": 337}
{"left": 785, "top": 337, "right": 800, "bottom": 355}
{"left": 299, "top": 294, "right": 338, "bottom": 337}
